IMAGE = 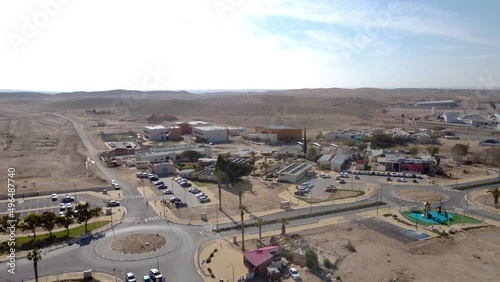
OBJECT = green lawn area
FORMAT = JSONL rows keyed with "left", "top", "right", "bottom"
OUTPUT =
{"left": 8, "top": 221, "right": 110, "bottom": 252}
{"left": 191, "top": 180, "right": 216, "bottom": 187}
{"left": 401, "top": 211, "right": 481, "bottom": 226}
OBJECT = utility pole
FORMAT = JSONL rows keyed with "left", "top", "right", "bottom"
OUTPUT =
{"left": 216, "top": 199, "right": 219, "bottom": 232}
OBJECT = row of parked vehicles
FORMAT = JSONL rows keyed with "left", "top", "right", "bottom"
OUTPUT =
{"left": 349, "top": 170, "right": 423, "bottom": 179}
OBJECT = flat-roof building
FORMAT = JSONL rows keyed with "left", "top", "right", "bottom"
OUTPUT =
{"left": 416, "top": 100, "right": 457, "bottom": 108}
{"left": 241, "top": 132, "right": 278, "bottom": 144}
{"left": 143, "top": 125, "right": 168, "bottom": 141}
{"left": 135, "top": 145, "right": 212, "bottom": 163}
{"left": 255, "top": 125, "right": 302, "bottom": 143}
{"left": 276, "top": 162, "right": 312, "bottom": 183}
{"left": 192, "top": 126, "right": 229, "bottom": 143}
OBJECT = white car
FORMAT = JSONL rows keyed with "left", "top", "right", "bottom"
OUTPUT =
{"left": 66, "top": 203, "right": 73, "bottom": 209}
{"left": 111, "top": 179, "right": 116, "bottom": 184}
{"left": 113, "top": 183, "right": 121, "bottom": 189}
{"left": 58, "top": 211, "right": 65, "bottom": 216}
{"left": 51, "top": 193, "right": 57, "bottom": 201}
{"left": 289, "top": 268, "right": 301, "bottom": 280}
{"left": 149, "top": 269, "right": 163, "bottom": 282}
{"left": 125, "top": 272, "right": 136, "bottom": 282}
{"left": 199, "top": 196, "right": 210, "bottom": 203}
{"left": 195, "top": 192, "right": 208, "bottom": 199}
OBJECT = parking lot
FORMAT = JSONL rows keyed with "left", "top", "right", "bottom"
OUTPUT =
{"left": 0, "top": 194, "right": 106, "bottom": 220}
{"left": 295, "top": 176, "right": 368, "bottom": 201}
{"left": 106, "top": 141, "right": 136, "bottom": 150}
{"left": 156, "top": 176, "right": 212, "bottom": 208}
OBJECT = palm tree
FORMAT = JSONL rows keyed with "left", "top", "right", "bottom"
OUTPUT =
{"left": 255, "top": 217, "right": 266, "bottom": 246}
{"left": 279, "top": 217, "right": 289, "bottom": 236}
{"left": 214, "top": 168, "right": 226, "bottom": 210}
{"left": 488, "top": 187, "right": 500, "bottom": 204}
{"left": 238, "top": 204, "right": 248, "bottom": 251}
{"left": 261, "top": 162, "right": 270, "bottom": 180}
{"left": 27, "top": 249, "right": 42, "bottom": 282}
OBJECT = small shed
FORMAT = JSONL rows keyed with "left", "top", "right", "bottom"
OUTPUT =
{"left": 179, "top": 169, "right": 196, "bottom": 179}
{"left": 266, "top": 267, "right": 280, "bottom": 282}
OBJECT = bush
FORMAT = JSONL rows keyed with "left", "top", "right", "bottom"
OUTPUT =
{"left": 214, "top": 248, "right": 218, "bottom": 252}
{"left": 305, "top": 248, "right": 319, "bottom": 269}
{"left": 346, "top": 240, "right": 356, "bottom": 252}
{"left": 206, "top": 258, "right": 211, "bottom": 264}
{"left": 211, "top": 274, "right": 215, "bottom": 278}
{"left": 323, "top": 258, "right": 333, "bottom": 269}
{"left": 207, "top": 268, "right": 212, "bottom": 273}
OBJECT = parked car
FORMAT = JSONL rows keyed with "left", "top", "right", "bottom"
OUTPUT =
{"left": 189, "top": 187, "right": 201, "bottom": 194}
{"left": 58, "top": 211, "right": 65, "bottom": 216}
{"left": 113, "top": 183, "right": 121, "bottom": 190}
{"left": 180, "top": 182, "right": 192, "bottom": 187}
{"left": 163, "top": 189, "right": 173, "bottom": 194}
{"left": 107, "top": 200, "right": 121, "bottom": 207}
{"left": 143, "top": 275, "right": 152, "bottom": 282}
{"left": 65, "top": 203, "right": 73, "bottom": 209}
{"left": 61, "top": 196, "right": 75, "bottom": 203}
{"left": 387, "top": 177, "right": 392, "bottom": 181}
{"left": 354, "top": 175, "right": 360, "bottom": 180}
{"left": 174, "top": 201, "right": 187, "bottom": 208}
{"left": 149, "top": 269, "right": 163, "bottom": 282}
{"left": 325, "top": 187, "right": 337, "bottom": 192}
{"left": 125, "top": 272, "right": 136, "bottom": 282}
{"left": 149, "top": 176, "right": 159, "bottom": 182}
{"left": 339, "top": 179, "right": 346, "bottom": 184}
{"left": 335, "top": 176, "right": 341, "bottom": 180}
{"left": 199, "top": 196, "right": 210, "bottom": 203}
{"left": 156, "top": 184, "right": 167, "bottom": 189}
{"left": 413, "top": 179, "right": 418, "bottom": 183}
{"left": 51, "top": 193, "right": 57, "bottom": 201}
{"left": 153, "top": 181, "right": 164, "bottom": 186}
{"left": 289, "top": 268, "right": 301, "bottom": 280}
{"left": 169, "top": 197, "right": 181, "bottom": 203}
{"left": 195, "top": 192, "right": 208, "bottom": 199}
{"left": 294, "top": 191, "right": 306, "bottom": 196}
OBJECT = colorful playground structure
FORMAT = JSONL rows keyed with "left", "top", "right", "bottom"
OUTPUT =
{"left": 408, "top": 201, "right": 453, "bottom": 225}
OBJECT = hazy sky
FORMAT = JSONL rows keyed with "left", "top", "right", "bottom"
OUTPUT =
{"left": 1, "top": 0, "right": 500, "bottom": 92}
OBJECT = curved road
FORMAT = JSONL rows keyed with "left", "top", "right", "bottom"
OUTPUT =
{"left": 2, "top": 113, "right": 499, "bottom": 282}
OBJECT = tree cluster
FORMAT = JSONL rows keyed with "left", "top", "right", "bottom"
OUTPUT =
{"left": 214, "top": 155, "right": 253, "bottom": 184}
{"left": 1, "top": 203, "right": 102, "bottom": 239}
{"left": 367, "top": 133, "right": 409, "bottom": 149}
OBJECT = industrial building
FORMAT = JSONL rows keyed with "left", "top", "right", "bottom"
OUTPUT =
{"left": 143, "top": 125, "right": 168, "bottom": 141}
{"left": 227, "top": 127, "right": 246, "bottom": 136}
{"left": 255, "top": 125, "right": 302, "bottom": 142}
{"left": 416, "top": 100, "right": 457, "bottom": 108}
{"left": 276, "top": 162, "right": 313, "bottom": 183}
{"left": 443, "top": 112, "right": 459, "bottom": 123}
{"left": 317, "top": 154, "right": 334, "bottom": 167}
{"left": 192, "top": 126, "right": 229, "bottom": 143}
{"left": 330, "top": 154, "right": 350, "bottom": 172}
{"left": 176, "top": 121, "right": 210, "bottom": 135}
{"left": 135, "top": 145, "right": 212, "bottom": 163}
{"left": 241, "top": 132, "right": 278, "bottom": 144}
{"left": 143, "top": 125, "right": 182, "bottom": 141}
{"left": 148, "top": 161, "right": 176, "bottom": 176}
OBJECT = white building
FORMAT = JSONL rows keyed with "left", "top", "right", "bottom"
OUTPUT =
{"left": 241, "top": 132, "right": 278, "bottom": 144}
{"left": 143, "top": 125, "right": 168, "bottom": 141}
{"left": 276, "top": 162, "right": 313, "bottom": 183}
{"left": 324, "top": 129, "right": 352, "bottom": 141}
{"left": 192, "top": 126, "right": 229, "bottom": 143}
{"left": 443, "top": 112, "right": 458, "bottom": 123}
{"left": 135, "top": 146, "right": 212, "bottom": 163}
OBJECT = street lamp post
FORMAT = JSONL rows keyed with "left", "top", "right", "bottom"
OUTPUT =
{"left": 225, "top": 264, "right": 234, "bottom": 282}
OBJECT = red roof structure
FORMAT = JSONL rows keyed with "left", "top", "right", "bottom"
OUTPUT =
{"left": 242, "top": 247, "right": 274, "bottom": 267}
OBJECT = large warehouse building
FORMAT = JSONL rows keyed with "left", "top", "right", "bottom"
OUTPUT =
{"left": 192, "top": 126, "right": 229, "bottom": 143}
{"left": 416, "top": 100, "right": 457, "bottom": 108}
{"left": 176, "top": 121, "right": 210, "bottom": 135}
{"left": 255, "top": 125, "right": 302, "bottom": 142}
{"left": 276, "top": 162, "right": 313, "bottom": 183}
{"left": 143, "top": 125, "right": 182, "bottom": 141}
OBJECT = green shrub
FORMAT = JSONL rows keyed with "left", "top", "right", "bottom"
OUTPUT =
{"left": 305, "top": 248, "right": 319, "bottom": 269}
{"left": 323, "top": 258, "right": 333, "bottom": 269}
{"left": 206, "top": 258, "right": 211, "bottom": 263}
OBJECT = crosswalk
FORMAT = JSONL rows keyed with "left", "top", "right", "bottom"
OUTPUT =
{"left": 122, "top": 195, "right": 144, "bottom": 199}
{"left": 121, "top": 215, "right": 163, "bottom": 223}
